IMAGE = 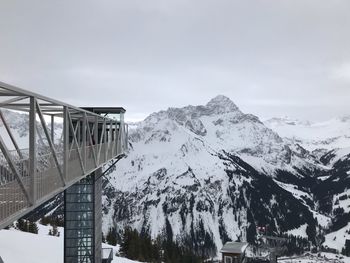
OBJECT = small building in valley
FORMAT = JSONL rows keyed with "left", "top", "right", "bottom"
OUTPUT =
{"left": 220, "top": 242, "right": 248, "bottom": 263}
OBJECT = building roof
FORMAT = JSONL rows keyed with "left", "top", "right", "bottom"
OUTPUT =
{"left": 81, "top": 107, "right": 126, "bottom": 114}
{"left": 220, "top": 242, "right": 249, "bottom": 254}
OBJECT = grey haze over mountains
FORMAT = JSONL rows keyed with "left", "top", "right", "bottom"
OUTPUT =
{"left": 1, "top": 0, "right": 350, "bottom": 121}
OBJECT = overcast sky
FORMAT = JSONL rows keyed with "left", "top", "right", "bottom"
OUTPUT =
{"left": 1, "top": 0, "right": 350, "bottom": 122}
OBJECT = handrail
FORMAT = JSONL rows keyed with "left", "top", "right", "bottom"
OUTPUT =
{"left": 0, "top": 81, "right": 123, "bottom": 121}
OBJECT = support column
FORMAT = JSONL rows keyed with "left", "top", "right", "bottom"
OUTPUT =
{"left": 82, "top": 113, "right": 87, "bottom": 168}
{"left": 64, "top": 168, "right": 102, "bottom": 263}
{"left": 63, "top": 106, "right": 69, "bottom": 182}
{"left": 29, "top": 96, "right": 37, "bottom": 205}
{"left": 51, "top": 115, "right": 55, "bottom": 143}
{"left": 94, "top": 168, "right": 102, "bottom": 263}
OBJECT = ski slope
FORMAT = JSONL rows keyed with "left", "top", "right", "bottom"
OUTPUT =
{"left": 0, "top": 227, "right": 140, "bottom": 263}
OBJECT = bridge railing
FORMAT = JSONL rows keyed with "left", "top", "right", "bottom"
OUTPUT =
{"left": 0, "top": 81, "right": 128, "bottom": 229}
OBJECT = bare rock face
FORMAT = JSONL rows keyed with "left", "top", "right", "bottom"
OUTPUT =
{"left": 185, "top": 119, "right": 207, "bottom": 136}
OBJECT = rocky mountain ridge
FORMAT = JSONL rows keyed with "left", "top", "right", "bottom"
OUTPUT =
{"left": 101, "top": 96, "right": 350, "bottom": 256}
{"left": 3, "top": 97, "right": 349, "bottom": 257}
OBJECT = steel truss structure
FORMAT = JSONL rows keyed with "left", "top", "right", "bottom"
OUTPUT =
{"left": 0, "top": 81, "right": 128, "bottom": 229}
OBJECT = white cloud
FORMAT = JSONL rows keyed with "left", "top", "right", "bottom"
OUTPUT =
{"left": 331, "top": 63, "right": 350, "bottom": 83}
{"left": 0, "top": 0, "right": 350, "bottom": 121}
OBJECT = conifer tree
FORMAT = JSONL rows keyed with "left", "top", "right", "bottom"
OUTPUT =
{"left": 48, "top": 224, "right": 59, "bottom": 236}
{"left": 119, "top": 225, "right": 203, "bottom": 263}
{"left": 28, "top": 221, "right": 38, "bottom": 234}
{"left": 16, "top": 219, "right": 28, "bottom": 232}
{"left": 106, "top": 227, "right": 117, "bottom": 246}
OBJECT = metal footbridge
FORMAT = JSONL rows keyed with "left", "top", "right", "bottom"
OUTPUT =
{"left": 0, "top": 81, "right": 128, "bottom": 231}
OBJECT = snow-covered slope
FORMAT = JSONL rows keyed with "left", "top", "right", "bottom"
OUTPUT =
{"left": 102, "top": 96, "right": 335, "bottom": 257}
{"left": 324, "top": 222, "right": 350, "bottom": 252}
{"left": 1, "top": 227, "right": 348, "bottom": 263}
{"left": 0, "top": 227, "right": 138, "bottom": 263}
{"left": 264, "top": 115, "right": 350, "bottom": 253}
{"left": 314, "top": 154, "right": 350, "bottom": 252}
{"left": 279, "top": 253, "right": 350, "bottom": 263}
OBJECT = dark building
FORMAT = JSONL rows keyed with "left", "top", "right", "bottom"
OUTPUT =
{"left": 220, "top": 242, "right": 248, "bottom": 263}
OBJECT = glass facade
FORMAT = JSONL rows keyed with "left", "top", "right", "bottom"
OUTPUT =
{"left": 64, "top": 169, "right": 102, "bottom": 263}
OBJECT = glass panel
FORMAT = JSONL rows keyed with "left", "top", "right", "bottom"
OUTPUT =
{"left": 64, "top": 174, "right": 96, "bottom": 263}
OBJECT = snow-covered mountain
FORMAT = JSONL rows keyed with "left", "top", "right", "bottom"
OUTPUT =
{"left": 101, "top": 96, "right": 350, "bottom": 256}
{"left": 3, "top": 96, "right": 350, "bottom": 258}
{"left": 264, "top": 116, "right": 350, "bottom": 177}
{"left": 264, "top": 116, "right": 350, "bottom": 152}
{"left": 262, "top": 115, "right": 350, "bottom": 253}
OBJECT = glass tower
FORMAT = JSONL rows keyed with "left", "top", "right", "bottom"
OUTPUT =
{"left": 64, "top": 169, "right": 102, "bottom": 263}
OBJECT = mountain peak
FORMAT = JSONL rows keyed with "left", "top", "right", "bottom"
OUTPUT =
{"left": 206, "top": 95, "right": 240, "bottom": 114}
{"left": 143, "top": 95, "right": 242, "bottom": 126}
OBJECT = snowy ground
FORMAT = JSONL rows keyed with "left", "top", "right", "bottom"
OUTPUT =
{"left": 279, "top": 253, "right": 350, "bottom": 263}
{"left": 324, "top": 222, "right": 350, "bottom": 252}
{"left": 0, "top": 226, "right": 140, "bottom": 263}
{"left": 1, "top": 225, "right": 350, "bottom": 263}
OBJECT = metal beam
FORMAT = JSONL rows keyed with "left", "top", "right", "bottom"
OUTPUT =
{"left": 67, "top": 111, "right": 85, "bottom": 174}
{"left": 86, "top": 118, "right": 98, "bottom": 167}
{"left": 97, "top": 120, "right": 106, "bottom": 163}
{"left": 29, "top": 97, "right": 37, "bottom": 205}
{"left": 0, "top": 135, "right": 31, "bottom": 204}
{"left": 0, "top": 105, "right": 30, "bottom": 112}
{"left": 0, "top": 81, "right": 119, "bottom": 122}
{"left": 0, "top": 96, "right": 28, "bottom": 107}
{"left": 0, "top": 103, "right": 58, "bottom": 107}
{"left": 63, "top": 106, "right": 69, "bottom": 181}
{"left": 82, "top": 112, "right": 87, "bottom": 166}
{"left": 36, "top": 101, "right": 65, "bottom": 187}
{"left": 0, "top": 91, "right": 21, "bottom": 96}
{"left": 51, "top": 115, "right": 55, "bottom": 143}
{"left": 0, "top": 110, "right": 24, "bottom": 159}
{"left": 69, "top": 121, "right": 80, "bottom": 154}
{"left": 112, "top": 120, "right": 117, "bottom": 155}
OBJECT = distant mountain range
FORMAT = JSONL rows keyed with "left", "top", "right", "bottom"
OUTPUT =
{"left": 2, "top": 97, "right": 350, "bottom": 257}
{"left": 101, "top": 96, "right": 350, "bottom": 256}
{"left": 265, "top": 116, "right": 350, "bottom": 151}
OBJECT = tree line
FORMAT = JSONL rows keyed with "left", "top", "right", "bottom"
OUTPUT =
{"left": 16, "top": 218, "right": 38, "bottom": 234}
{"left": 14, "top": 216, "right": 61, "bottom": 237}
{"left": 105, "top": 226, "right": 210, "bottom": 263}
